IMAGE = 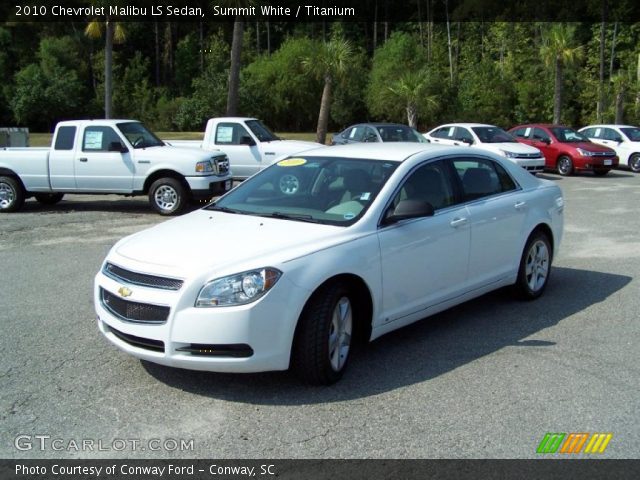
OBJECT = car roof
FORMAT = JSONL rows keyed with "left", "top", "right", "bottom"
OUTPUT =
{"left": 434, "top": 123, "right": 497, "bottom": 129}
{"left": 581, "top": 124, "right": 636, "bottom": 129}
{"left": 300, "top": 142, "right": 469, "bottom": 162}
{"left": 513, "top": 124, "right": 568, "bottom": 129}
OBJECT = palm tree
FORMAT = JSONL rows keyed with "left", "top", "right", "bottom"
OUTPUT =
{"left": 387, "top": 70, "right": 438, "bottom": 128}
{"left": 303, "top": 37, "right": 354, "bottom": 145}
{"left": 85, "top": 19, "right": 125, "bottom": 119}
{"left": 540, "top": 24, "right": 582, "bottom": 124}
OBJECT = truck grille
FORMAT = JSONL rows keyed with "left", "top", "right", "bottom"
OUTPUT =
{"left": 100, "top": 288, "right": 170, "bottom": 324}
{"left": 103, "top": 263, "right": 183, "bottom": 290}
{"left": 214, "top": 155, "right": 230, "bottom": 175}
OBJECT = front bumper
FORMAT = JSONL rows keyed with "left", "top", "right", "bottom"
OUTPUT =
{"left": 186, "top": 175, "right": 233, "bottom": 198}
{"left": 94, "top": 267, "right": 307, "bottom": 373}
{"left": 510, "top": 157, "right": 545, "bottom": 173}
{"left": 573, "top": 155, "right": 619, "bottom": 171}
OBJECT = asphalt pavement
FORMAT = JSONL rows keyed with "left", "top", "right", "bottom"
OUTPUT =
{"left": 1, "top": 171, "right": 638, "bottom": 459}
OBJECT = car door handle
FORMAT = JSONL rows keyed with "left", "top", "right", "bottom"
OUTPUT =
{"left": 79, "top": 157, "right": 88, "bottom": 162}
{"left": 514, "top": 201, "right": 527, "bottom": 210}
{"left": 450, "top": 217, "right": 468, "bottom": 228}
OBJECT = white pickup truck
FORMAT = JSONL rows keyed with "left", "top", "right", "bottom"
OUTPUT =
{"left": 167, "top": 117, "right": 321, "bottom": 179}
{"left": 0, "top": 119, "right": 232, "bottom": 215}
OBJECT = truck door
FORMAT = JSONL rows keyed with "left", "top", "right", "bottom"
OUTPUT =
{"left": 75, "top": 125, "right": 134, "bottom": 192}
{"left": 48, "top": 125, "right": 78, "bottom": 190}
{"left": 213, "top": 122, "right": 261, "bottom": 178}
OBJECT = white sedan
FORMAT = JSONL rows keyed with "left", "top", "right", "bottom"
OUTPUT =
{"left": 94, "top": 143, "right": 564, "bottom": 384}
{"left": 424, "top": 123, "right": 545, "bottom": 173}
{"left": 578, "top": 124, "right": 640, "bottom": 173}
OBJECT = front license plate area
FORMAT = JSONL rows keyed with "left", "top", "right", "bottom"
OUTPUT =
{"left": 604, "top": 159, "right": 612, "bottom": 166}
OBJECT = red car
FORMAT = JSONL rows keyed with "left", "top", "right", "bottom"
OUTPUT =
{"left": 509, "top": 124, "right": 618, "bottom": 176}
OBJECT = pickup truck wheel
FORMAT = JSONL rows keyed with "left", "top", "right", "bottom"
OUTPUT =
{"left": 149, "top": 178, "right": 186, "bottom": 215}
{"left": 0, "top": 176, "right": 25, "bottom": 212}
{"left": 556, "top": 156, "right": 574, "bottom": 176}
{"left": 629, "top": 153, "right": 640, "bottom": 173}
{"left": 292, "top": 282, "right": 353, "bottom": 385}
{"left": 35, "top": 193, "right": 64, "bottom": 205}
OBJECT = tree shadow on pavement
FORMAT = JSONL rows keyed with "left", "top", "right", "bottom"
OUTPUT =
{"left": 142, "top": 266, "right": 631, "bottom": 404}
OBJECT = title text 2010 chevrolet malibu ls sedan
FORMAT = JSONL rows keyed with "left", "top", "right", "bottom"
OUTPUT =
{"left": 95, "top": 143, "right": 564, "bottom": 384}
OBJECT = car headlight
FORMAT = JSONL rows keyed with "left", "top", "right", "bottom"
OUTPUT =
{"left": 576, "top": 148, "right": 594, "bottom": 157}
{"left": 195, "top": 268, "right": 282, "bottom": 307}
{"left": 196, "top": 160, "right": 214, "bottom": 173}
{"left": 500, "top": 150, "right": 518, "bottom": 158}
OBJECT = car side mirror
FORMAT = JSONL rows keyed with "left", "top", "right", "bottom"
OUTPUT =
{"left": 109, "top": 141, "right": 128, "bottom": 153}
{"left": 384, "top": 200, "right": 434, "bottom": 225}
{"left": 239, "top": 135, "right": 256, "bottom": 146}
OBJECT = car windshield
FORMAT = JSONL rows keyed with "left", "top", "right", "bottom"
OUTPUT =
{"left": 471, "top": 126, "right": 517, "bottom": 143}
{"left": 375, "top": 125, "right": 429, "bottom": 143}
{"left": 550, "top": 127, "right": 588, "bottom": 143}
{"left": 207, "top": 156, "right": 400, "bottom": 226}
{"left": 245, "top": 119, "right": 279, "bottom": 142}
{"left": 620, "top": 127, "right": 640, "bottom": 141}
{"left": 117, "top": 122, "right": 164, "bottom": 149}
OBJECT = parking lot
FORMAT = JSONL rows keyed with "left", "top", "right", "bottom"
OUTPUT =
{"left": 1, "top": 171, "right": 639, "bottom": 459}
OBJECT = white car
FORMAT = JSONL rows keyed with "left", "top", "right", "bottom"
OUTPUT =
{"left": 578, "top": 124, "right": 640, "bottom": 173}
{"left": 424, "top": 123, "right": 545, "bottom": 173}
{"left": 94, "top": 143, "right": 564, "bottom": 384}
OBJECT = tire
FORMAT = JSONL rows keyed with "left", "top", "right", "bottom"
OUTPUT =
{"left": 35, "top": 192, "right": 64, "bottom": 205}
{"left": 593, "top": 169, "right": 609, "bottom": 176}
{"left": 0, "top": 176, "right": 25, "bottom": 213}
{"left": 148, "top": 177, "right": 187, "bottom": 215}
{"left": 629, "top": 153, "right": 640, "bottom": 173}
{"left": 556, "top": 155, "right": 574, "bottom": 176}
{"left": 292, "top": 282, "right": 354, "bottom": 385}
{"left": 513, "top": 231, "right": 552, "bottom": 300}
{"left": 278, "top": 174, "right": 300, "bottom": 195}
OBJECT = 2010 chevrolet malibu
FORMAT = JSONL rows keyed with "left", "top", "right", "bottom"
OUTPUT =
{"left": 94, "top": 143, "right": 564, "bottom": 384}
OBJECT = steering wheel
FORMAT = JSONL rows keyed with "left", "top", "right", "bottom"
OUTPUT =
{"left": 132, "top": 136, "right": 145, "bottom": 147}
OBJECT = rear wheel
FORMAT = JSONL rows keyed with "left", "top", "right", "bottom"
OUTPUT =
{"left": 629, "top": 153, "right": 640, "bottom": 173}
{"left": 513, "top": 231, "right": 552, "bottom": 300}
{"left": 292, "top": 282, "right": 354, "bottom": 385}
{"left": 556, "top": 156, "right": 574, "bottom": 176}
{"left": 0, "top": 176, "right": 25, "bottom": 212}
{"left": 35, "top": 192, "right": 64, "bottom": 205}
{"left": 148, "top": 177, "right": 187, "bottom": 215}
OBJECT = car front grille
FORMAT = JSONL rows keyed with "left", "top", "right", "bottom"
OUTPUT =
{"left": 105, "top": 324, "right": 165, "bottom": 352}
{"left": 590, "top": 151, "right": 615, "bottom": 157}
{"left": 103, "top": 263, "right": 183, "bottom": 290}
{"left": 214, "top": 156, "right": 230, "bottom": 175}
{"left": 513, "top": 152, "right": 543, "bottom": 159}
{"left": 100, "top": 288, "right": 170, "bottom": 324}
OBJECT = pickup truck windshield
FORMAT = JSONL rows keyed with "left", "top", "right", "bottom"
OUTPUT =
{"left": 117, "top": 122, "right": 165, "bottom": 149}
{"left": 245, "top": 120, "right": 279, "bottom": 142}
{"left": 207, "top": 156, "right": 399, "bottom": 226}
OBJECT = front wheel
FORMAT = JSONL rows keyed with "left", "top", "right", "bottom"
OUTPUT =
{"left": 556, "top": 156, "right": 574, "bottom": 176}
{"left": 629, "top": 153, "right": 640, "bottom": 173}
{"left": 148, "top": 177, "right": 187, "bottom": 215}
{"left": 292, "top": 282, "right": 354, "bottom": 385}
{"left": 513, "top": 231, "right": 552, "bottom": 300}
{"left": 0, "top": 176, "right": 25, "bottom": 212}
{"left": 35, "top": 192, "right": 64, "bottom": 205}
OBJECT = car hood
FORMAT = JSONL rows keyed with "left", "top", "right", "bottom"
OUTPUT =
{"left": 567, "top": 142, "right": 615, "bottom": 153}
{"left": 113, "top": 209, "right": 343, "bottom": 277}
{"left": 479, "top": 142, "right": 541, "bottom": 154}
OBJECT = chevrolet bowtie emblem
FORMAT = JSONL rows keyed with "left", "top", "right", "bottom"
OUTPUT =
{"left": 117, "top": 286, "right": 132, "bottom": 298}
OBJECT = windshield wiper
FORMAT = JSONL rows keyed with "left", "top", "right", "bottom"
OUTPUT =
{"left": 207, "top": 205, "right": 248, "bottom": 215}
{"left": 260, "top": 212, "right": 320, "bottom": 223}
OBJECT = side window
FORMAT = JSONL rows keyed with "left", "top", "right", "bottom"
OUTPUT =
{"left": 511, "top": 127, "right": 529, "bottom": 139}
{"left": 453, "top": 157, "right": 517, "bottom": 201}
{"left": 82, "top": 126, "right": 121, "bottom": 152}
{"left": 363, "top": 126, "right": 379, "bottom": 142}
{"left": 348, "top": 126, "right": 364, "bottom": 141}
{"left": 393, "top": 161, "right": 455, "bottom": 211}
{"left": 602, "top": 128, "right": 622, "bottom": 142}
{"left": 54, "top": 126, "right": 76, "bottom": 150}
{"left": 582, "top": 128, "right": 597, "bottom": 138}
{"left": 431, "top": 127, "right": 454, "bottom": 139}
{"left": 532, "top": 128, "right": 550, "bottom": 143}
{"left": 455, "top": 127, "right": 474, "bottom": 143}
{"left": 215, "top": 122, "right": 251, "bottom": 145}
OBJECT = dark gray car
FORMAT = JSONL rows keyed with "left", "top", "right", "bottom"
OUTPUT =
{"left": 331, "top": 123, "right": 429, "bottom": 145}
